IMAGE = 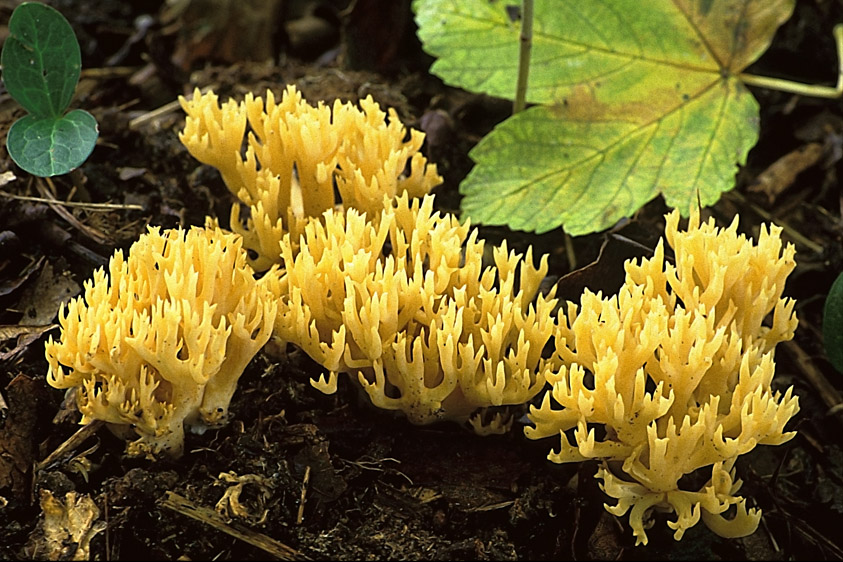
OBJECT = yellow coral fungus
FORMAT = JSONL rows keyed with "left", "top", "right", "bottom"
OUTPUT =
{"left": 179, "top": 86, "right": 442, "bottom": 271}
{"left": 526, "top": 208, "right": 799, "bottom": 544}
{"left": 265, "top": 193, "right": 558, "bottom": 432}
{"left": 45, "top": 226, "right": 277, "bottom": 458}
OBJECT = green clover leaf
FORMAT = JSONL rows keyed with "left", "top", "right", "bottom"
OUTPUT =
{"left": 1, "top": 2, "right": 98, "bottom": 177}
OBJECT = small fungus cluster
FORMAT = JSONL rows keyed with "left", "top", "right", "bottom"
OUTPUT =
{"left": 45, "top": 226, "right": 276, "bottom": 458}
{"left": 267, "top": 192, "right": 558, "bottom": 431}
{"left": 44, "top": 85, "right": 800, "bottom": 545}
{"left": 526, "top": 208, "right": 799, "bottom": 543}
{"left": 178, "top": 86, "right": 441, "bottom": 272}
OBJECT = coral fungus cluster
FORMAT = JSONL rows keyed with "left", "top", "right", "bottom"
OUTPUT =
{"left": 526, "top": 208, "right": 799, "bottom": 543}
{"left": 268, "top": 192, "right": 558, "bottom": 431}
{"left": 178, "top": 85, "right": 556, "bottom": 433}
{"left": 178, "top": 86, "right": 442, "bottom": 272}
{"left": 45, "top": 85, "right": 800, "bottom": 545}
{"left": 45, "top": 226, "right": 276, "bottom": 458}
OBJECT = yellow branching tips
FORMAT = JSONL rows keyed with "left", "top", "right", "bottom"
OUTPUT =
{"left": 179, "top": 86, "right": 442, "bottom": 272}
{"left": 179, "top": 85, "right": 556, "bottom": 433}
{"left": 525, "top": 208, "right": 799, "bottom": 544}
{"left": 265, "top": 193, "right": 559, "bottom": 432}
{"left": 45, "top": 226, "right": 277, "bottom": 458}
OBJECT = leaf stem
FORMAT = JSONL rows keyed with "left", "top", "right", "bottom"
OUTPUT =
{"left": 739, "top": 24, "right": 843, "bottom": 99}
{"left": 513, "top": 0, "right": 534, "bottom": 113}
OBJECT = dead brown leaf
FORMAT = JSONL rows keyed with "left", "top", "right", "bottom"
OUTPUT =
{"left": 0, "top": 324, "right": 56, "bottom": 363}
{"left": 15, "top": 261, "right": 80, "bottom": 326}
{"left": 0, "top": 374, "right": 47, "bottom": 500}
{"left": 163, "top": 0, "right": 284, "bottom": 70}
{"left": 748, "top": 142, "right": 824, "bottom": 204}
{"left": 0, "top": 256, "right": 44, "bottom": 298}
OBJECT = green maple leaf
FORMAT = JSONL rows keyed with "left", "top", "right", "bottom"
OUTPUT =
{"left": 414, "top": 0, "right": 796, "bottom": 234}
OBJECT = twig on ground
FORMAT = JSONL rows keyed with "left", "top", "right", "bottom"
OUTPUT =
{"left": 0, "top": 191, "right": 143, "bottom": 211}
{"left": 296, "top": 465, "right": 311, "bottom": 525}
{"left": 160, "top": 491, "right": 310, "bottom": 561}
{"left": 782, "top": 340, "right": 843, "bottom": 421}
{"left": 724, "top": 191, "right": 823, "bottom": 254}
{"left": 129, "top": 85, "right": 217, "bottom": 130}
{"left": 36, "top": 178, "right": 111, "bottom": 245}
{"left": 35, "top": 420, "right": 105, "bottom": 472}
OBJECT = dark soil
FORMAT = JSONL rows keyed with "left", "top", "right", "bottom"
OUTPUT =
{"left": 2, "top": 1, "right": 843, "bottom": 560}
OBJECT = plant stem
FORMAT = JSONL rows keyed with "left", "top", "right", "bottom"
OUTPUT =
{"left": 739, "top": 24, "right": 843, "bottom": 99}
{"left": 513, "top": 0, "right": 534, "bottom": 114}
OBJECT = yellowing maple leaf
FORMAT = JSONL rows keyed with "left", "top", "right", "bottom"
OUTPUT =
{"left": 415, "top": 0, "right": 798, "bottom": 234}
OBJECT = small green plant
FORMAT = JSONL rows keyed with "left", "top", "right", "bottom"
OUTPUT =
{"left": 1, "top": 1, "right": 98, "bottom": 177}
{"left": 413, "top": 0, "right": 843, "bottom": 235}
{"left": 824, "top": 271, "right": 843, "bottom": 374}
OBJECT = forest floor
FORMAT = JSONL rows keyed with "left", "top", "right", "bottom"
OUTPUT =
{"left": 3, "top": 0, "right": 843, "bottom": 560}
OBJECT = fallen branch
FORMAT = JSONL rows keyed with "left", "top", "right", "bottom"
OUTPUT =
{"left": 159, "top": 491, "right": 310, "bottom": 561}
